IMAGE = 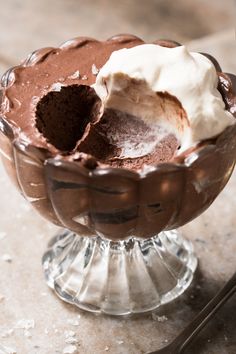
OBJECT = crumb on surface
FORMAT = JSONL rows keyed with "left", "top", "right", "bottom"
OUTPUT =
{"left": 0, "top": 232, "right": 7, "bottom": 240}
{"left": 14, "top": 319, "right": 35, "bottom": 330}
{"left": 2, "top": 254, "right": 13, "bottom": 263}
{"left": 63, "top": 344, "right": 78, "bottom": 354}
{"left": 67, "top": 319, "right": 80, "bottom": 326}
{"left": 152, "top": 314, "right": 168, "bottom": 322}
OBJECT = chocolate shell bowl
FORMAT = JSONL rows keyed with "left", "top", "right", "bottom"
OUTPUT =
{"left": 0, "top": 35, "right": 236, "bottom": 315}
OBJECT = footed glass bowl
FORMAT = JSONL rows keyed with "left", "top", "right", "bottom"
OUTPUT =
{"left": 0, "top": 35, "right": 236, "bottom": 315}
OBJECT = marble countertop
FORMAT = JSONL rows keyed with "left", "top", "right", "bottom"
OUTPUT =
{"left": 0, "top": 3, "right": 235, "bottom": 351}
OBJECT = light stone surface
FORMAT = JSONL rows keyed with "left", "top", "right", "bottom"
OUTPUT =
{"left": 0, "top": 1, "right": 236, "bottom": 352}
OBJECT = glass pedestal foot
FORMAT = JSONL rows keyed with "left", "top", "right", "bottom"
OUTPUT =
{"left": 42, "top": 229, "right": 197, "bottom": 315}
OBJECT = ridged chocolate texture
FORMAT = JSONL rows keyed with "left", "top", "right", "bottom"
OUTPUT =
{"left": 0, "top": 35, "right": 236, "bottom": 240}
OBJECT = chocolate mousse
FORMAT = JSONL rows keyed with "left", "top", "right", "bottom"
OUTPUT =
{"left": 0, "top": 35, "right": 235, "bottom": 173}
{"left": 77, "top": 103, "right": 180, "bottom": 170}
{"left": 35, "top": 82, "right": 180, "bottom": 170}
{"left": 0, "top": 36, "right": 206, "bottom": 172}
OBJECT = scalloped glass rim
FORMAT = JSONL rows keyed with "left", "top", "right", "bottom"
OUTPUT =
{"left": 0, "top": 33, "right": 235, "bottom": 176}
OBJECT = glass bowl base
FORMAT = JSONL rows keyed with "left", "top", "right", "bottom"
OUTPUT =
{"left": 42, "top": 229, "right": 197, "bottom": 315}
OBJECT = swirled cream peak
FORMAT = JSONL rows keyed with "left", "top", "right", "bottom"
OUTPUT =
{"left": 93, "top": 44, "right": 235, "bottom": 152}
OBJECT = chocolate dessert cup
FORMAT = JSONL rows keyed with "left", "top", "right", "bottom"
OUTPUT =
{"left": 0, "top": 35, "right": 236, "bottom": 315}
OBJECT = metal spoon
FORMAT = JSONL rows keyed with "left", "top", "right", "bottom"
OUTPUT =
{"left": 148, "top": 272, "right": 236, "bottom": 354}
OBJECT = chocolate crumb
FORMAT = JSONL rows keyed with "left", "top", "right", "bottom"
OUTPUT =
{"left": 92, "top": 64, "right": 99, "bottom": 75}
{"left": 68, "top": 70, "right": 80, "bottom": 80}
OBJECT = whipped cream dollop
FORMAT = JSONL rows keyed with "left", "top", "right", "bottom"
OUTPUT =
{"left": 93, "top": 44, "right": 235, "bottom": 153}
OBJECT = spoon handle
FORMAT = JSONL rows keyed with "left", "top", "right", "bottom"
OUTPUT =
{"left": 174, "top": 272, "right": 236, "bottom": 353}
